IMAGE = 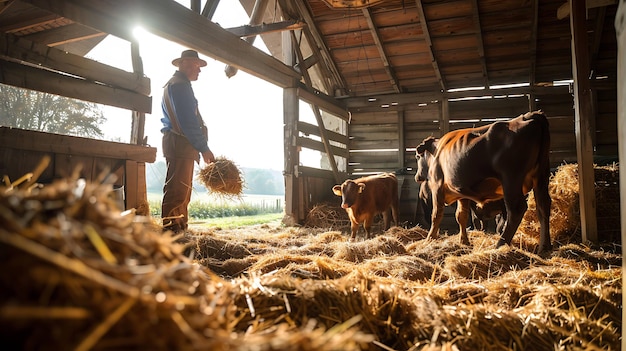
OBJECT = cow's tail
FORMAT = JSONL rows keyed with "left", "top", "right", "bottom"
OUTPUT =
{"left": 536, "top": 111, "right": 550, "bottom": 171}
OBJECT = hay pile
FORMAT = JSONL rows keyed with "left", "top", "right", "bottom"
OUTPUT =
{"left": 305, "top": 202, "right": 351, "bottom": 229}
{"left": 1, "top": 161, "right": 622, "bottom": 350}
{"left": 520, "top": 163, "right": 621, "bottom": 244}
{"left": 197, "top": 156, "right": 244, "bottom": 197}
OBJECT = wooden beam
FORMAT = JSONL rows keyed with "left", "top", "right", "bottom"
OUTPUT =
{"left": 0, "top": 127, "right": 157, "bottom": 163}
{"left": 570, "top": 0, "right": 598, "bottom": 243}
{"left": 292, "top": 0, "right": 348, "bottom": 95}
{"left": 0, "top": 33, "right": 150, "bottom": 95}
{"left": 190, "top": 0, "right": 201, "bottom": 13}
{"left": 415, "top": 0, "right": 446, "bottom": 92}
{"left": 24, "top": 0, "right": 301, "bottom": 89}
{"left": 557, "top": 0, "right": 617, "bottom": 19}
{"left": 0, "top": 12, "right": 59, "bottom": 32}
{"left": 470, "top": 0, "right": 489, "bottom": 88}
{"left": 297, "top": 121, "right": 349, "bottom": 145}
{"left": 225, "top": 0, "right": 271, "bottom": 78}
{"left": 529, "top": 0, "right": 539, "bottom": 110}
{"left": 130, "top": 40, "right": 146, "bottom": 146}
{"left": 21, "top": 22, "right": 105, "bottom": 47}
{"left": 282, "top": 30, "right": 301, "bottom": 225}
{"left": 226, "top": 20, "right": 306, "bottom": 38}
{"left": 201, "top": 0, "right": 220, "bottom": 19}
{"left": 0, "top": 59, "right": 152, "bottom": 113}
{"left": 362, "top": 8, "right": 401, "bottom": 93}
{"left": 590, "top": 6, "right": 607, "bottom": 75}
{"left": 613, "top": 2, "right": 626, "bottom": 348}
{"left": 291, "top": 30, "right": 341, "bottom": 183}
{"left": 297, "top": 84, "right": 349, "bottom": 121}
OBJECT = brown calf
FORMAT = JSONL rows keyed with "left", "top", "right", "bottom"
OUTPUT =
{"left": 332, "top": 172, "right": 399, "bottom": 240}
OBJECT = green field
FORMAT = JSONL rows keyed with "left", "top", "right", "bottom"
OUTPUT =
{"left": 148, "top": 192, "right": 284, "bottom": 229}
{"left": 190, "top": 212, "right": 284, "bottom": 229}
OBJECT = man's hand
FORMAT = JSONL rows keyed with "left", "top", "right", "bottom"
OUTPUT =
{"left": 201, "top": 150, "right": 215, "bottom": 164}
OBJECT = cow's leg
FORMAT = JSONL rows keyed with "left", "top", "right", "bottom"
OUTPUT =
{"left": 382, "top": 209, "right": 391, "bottom": 232}
{"left": 456, "top": 199, "right": 471, "bottom": 245}
{"left": 427, "top": 190, "right": 444, "bottom": 240}
{"left": 349, "top": 220, "right": 359, "bottom": 241}
{"left": 497, "top": 188, "right": 527, "bottom": 248}
{"left": 391, "top": 199, "right": 399, "bottom": 228}
{"left": 363, "top": 215, "right": 374, "bottom": 238}
{"left": 533, "top": 174, "right": 552, "bottom": 253}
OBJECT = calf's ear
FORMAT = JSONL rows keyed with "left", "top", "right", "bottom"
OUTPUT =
{"left": 332, "top": 185, "right": 342, "bottom": 196}
{"left": 357, "top": 183, "right": 366, "bottom": 193}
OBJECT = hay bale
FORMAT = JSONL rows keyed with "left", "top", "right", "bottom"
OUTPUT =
{"left": 197, "top": 156, "right": 243, "bottom": 197}
{"left": 305, "top": 203, "right": 350, "bottom": 229}
{"left": 521, "top": 163, "right": 621, "bottom": 244}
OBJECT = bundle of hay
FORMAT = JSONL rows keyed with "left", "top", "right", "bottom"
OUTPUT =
{"left": 521, "top": 163, "right": 621, "bottom": 244}
{"left": 197, "top": 156, "right": 244, "bottom": 197}
{"left": 305, "top": 203, "right": 350, "bottom": 229}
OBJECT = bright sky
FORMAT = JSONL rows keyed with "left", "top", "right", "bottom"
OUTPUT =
{"left": 86, "top": 1, "right": 290, "bottom": 171}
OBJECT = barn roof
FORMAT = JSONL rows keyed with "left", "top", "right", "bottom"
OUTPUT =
{"left": 1, "top": 0, "right": 618, "bottom": 102}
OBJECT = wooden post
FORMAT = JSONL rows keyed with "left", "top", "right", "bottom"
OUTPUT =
{"left": 130, "top": 41, "right": 147, "bottom": 145}
{"left": 440, "top": 97, "right": 449, "bottom": 136}
{"left": 613, "top": 1, "right": 625, "bottom": 349}
{"left": 570, "top": 0, "right": 598, "bottom": 243}
{"left": 397, "top": 109, "right": 405, "bottom": 168}
{"left": 282, "top": 29, "right": 301, "bottom": 225}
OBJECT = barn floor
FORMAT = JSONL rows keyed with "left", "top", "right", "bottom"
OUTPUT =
{"left": 0, "top": 164, "right": 622, "bottom": 350}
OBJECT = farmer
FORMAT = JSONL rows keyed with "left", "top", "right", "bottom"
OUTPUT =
{"left": 160, "top": 49, "right": 215, "bottom": 233}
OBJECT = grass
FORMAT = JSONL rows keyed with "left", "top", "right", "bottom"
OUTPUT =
{"left": 190, "top": 212, "right": 284, "bottom": 229}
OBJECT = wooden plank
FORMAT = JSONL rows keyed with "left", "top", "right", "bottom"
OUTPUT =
{"left": 0, "top": 33, "right": 150, "bottom": 95}
{"left": 24, "top": 0, "right": 300, "bottom": 89}
{"left": 0, "top": 127, "right": 156, "bottom": 163}
{"left": 298, "top": 136, "right": 349, "bottom": 158}
{"left": 21, "top": 22, "right": 104, "bottom": 46}
{"left": 0, "top": 60, "right": 152, "bottom": 113}
{"left": 570, "top": 0, "right": 598, "bottom": 243}
{"left": 297, "top": 85, "right": 349, "bottom": 120}
{"left": 226, "top": 20, "right": 306, "bottom": 38}
{"left": 298, "top": 121, "right": 349, "bottom": 145}
{"left": 299, "top": 165, "right": 344, "bottom": 180}
{"left": 362, "top": 7, "right": 400, "bottom": 93}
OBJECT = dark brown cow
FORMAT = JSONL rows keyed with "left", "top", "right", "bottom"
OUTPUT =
{"left": 415, "top": 111, "right": 552, "bottom": 252}
{"left": 332, "top": 172, "right": 399, "bottom": 240}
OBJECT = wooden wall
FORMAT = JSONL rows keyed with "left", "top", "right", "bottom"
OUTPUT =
{"left": 0, "top": 127, "right": 156, "bottom": 212}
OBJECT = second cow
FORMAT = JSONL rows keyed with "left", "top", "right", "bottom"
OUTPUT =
{"left": 332, "top": 172, "right": 399, "bottom": 240}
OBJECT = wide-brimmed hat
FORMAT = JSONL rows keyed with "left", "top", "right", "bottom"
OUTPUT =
{"left": 172, "top": 49, "right": 207, "bottom": 67}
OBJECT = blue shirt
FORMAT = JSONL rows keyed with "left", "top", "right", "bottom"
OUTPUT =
{"left": 161, "top": 71, "right": 210, "bottom": 153}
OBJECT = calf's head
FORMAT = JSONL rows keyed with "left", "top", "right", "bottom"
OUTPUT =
{"left": 415, "top": 136, "right": 437, "bottom": 182}
{"left": 332, "top": 180, "right": 366, "bottom": 208}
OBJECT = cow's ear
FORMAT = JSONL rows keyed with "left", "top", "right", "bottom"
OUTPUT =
{"left": 332, "top": 185, "right": 342, "bottom": 196}
{"left": 357, "top": 183, "right": 366, "bottom": 193}
{"left": 416, "top": 144, "right": 425, "bottom": 155}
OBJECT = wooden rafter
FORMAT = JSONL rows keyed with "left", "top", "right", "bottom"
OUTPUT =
{"left": 201, "top": 0, "right": 220, "bottom": 19}
{"left": 590, "top": 6, "right": 606, "bottom": 76}
{"left": 292, "top": 0, "right": 348, "bottom": 96}
{"left": 470, "top": 0, "right": 489, "bottom": 88}
{"left": 415, "top": 0, "right": 446, "bottom": 92}
{"left": 226, "top": 20, "right": 306, "bottom": 38}
{"left": 225, "top": 0, "right": 270, "bottom": 78}
{"left": 362, "top": 7, "right": 400, "bottom": 93}
{"left": 0, "top": 13, "right": 60, "bottom": 32}
{"left": 291, "top": 30, "right": 341, "bottom": 183}
{"left": 21, "top": 22, "right": 104, "bottom": 46}
{"left": 529, "top": 0, "right": 538, "bottom": 87}
{"left": 24, "top": 0, "right": 300, "bottom": 89}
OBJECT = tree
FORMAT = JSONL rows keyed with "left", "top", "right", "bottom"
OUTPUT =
{"left": 0, "top": 84, "right": 105, "bottom": 138}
